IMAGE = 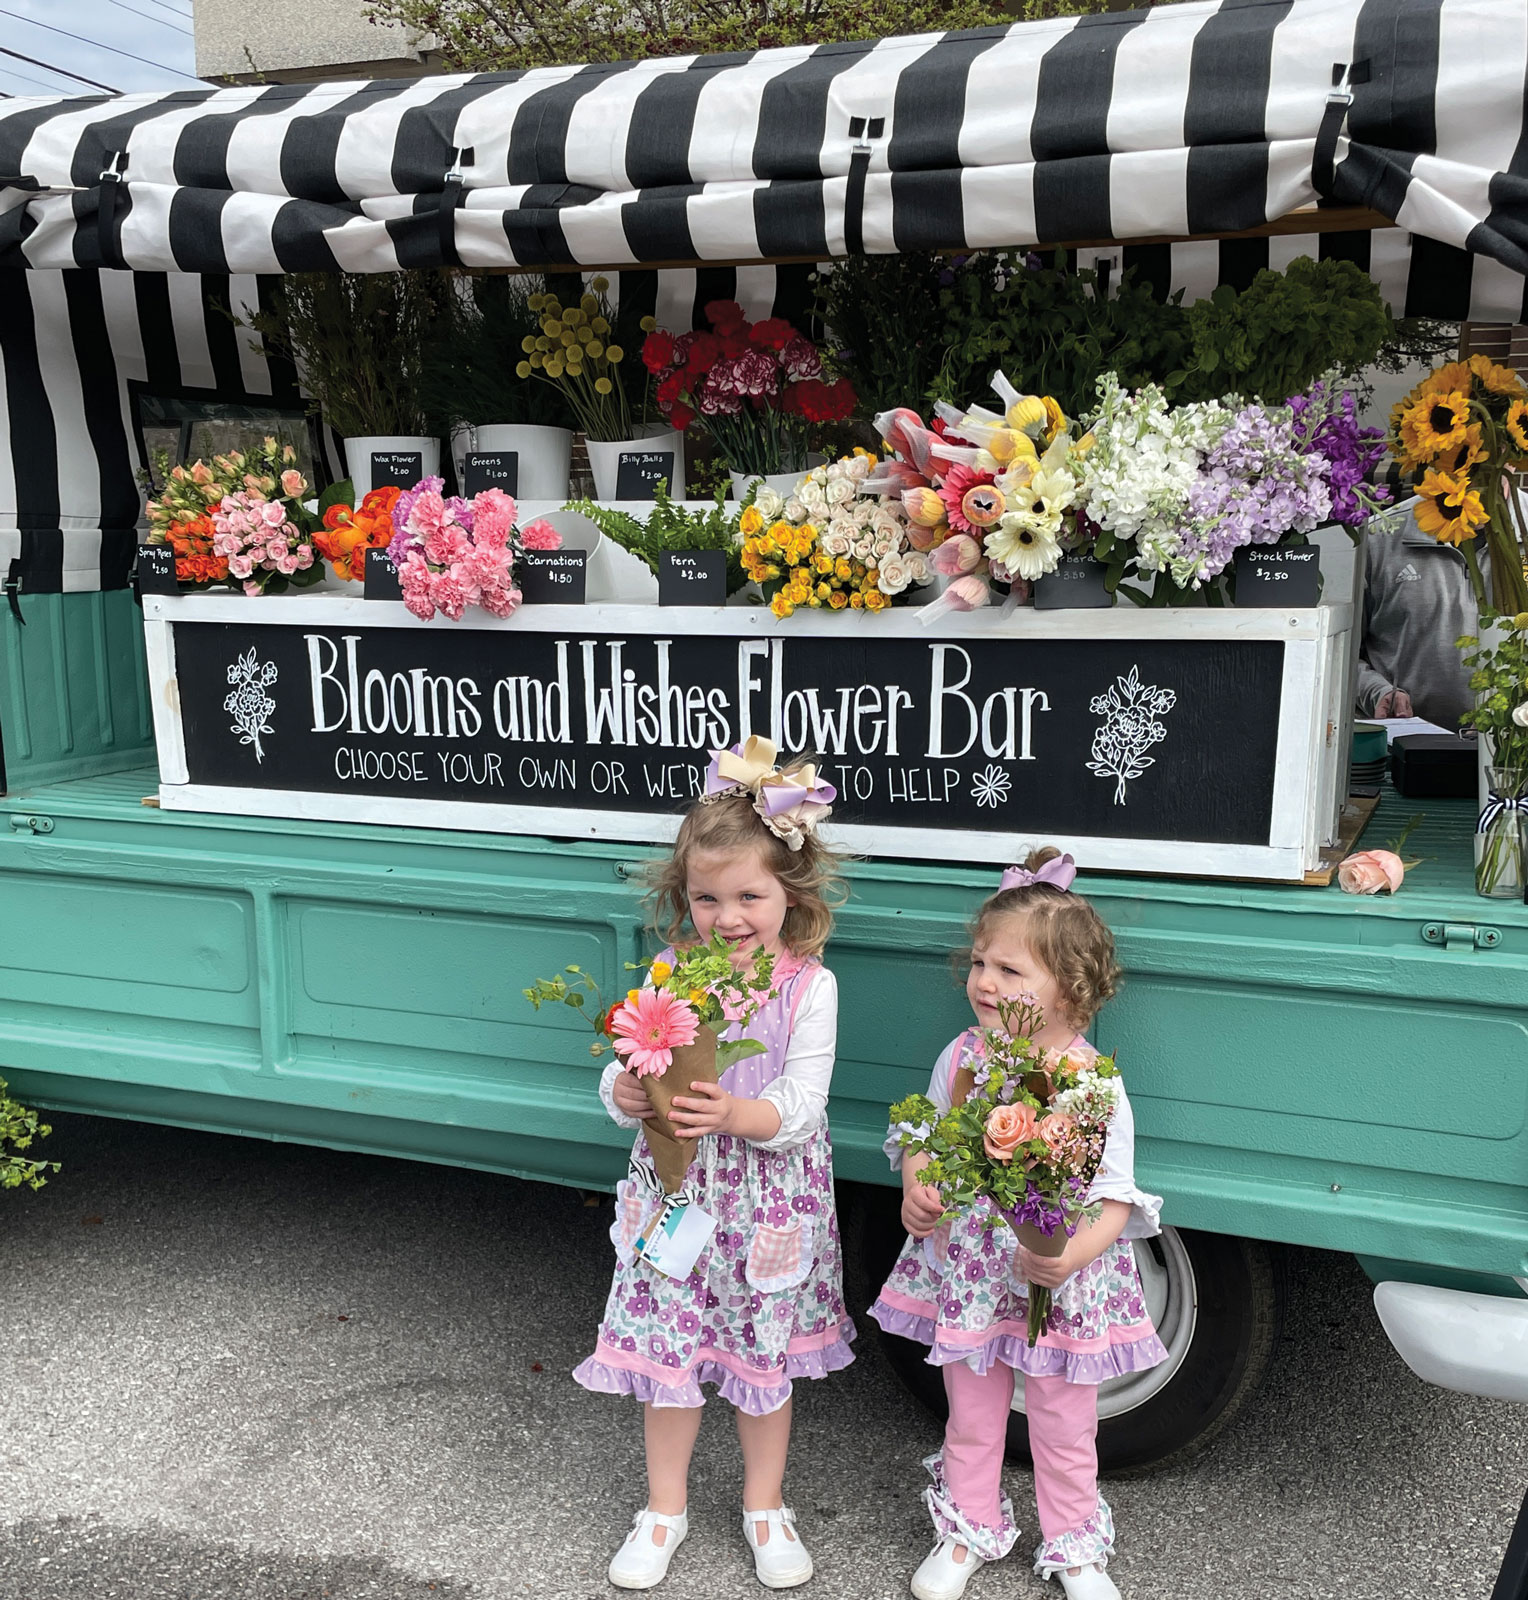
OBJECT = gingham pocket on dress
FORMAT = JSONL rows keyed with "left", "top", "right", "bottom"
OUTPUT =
{"left": 610, "top": 1179, "right": 652, "bottom": 1266}
{"left": 744, "top": 1215, "right": 816, "bottom": 1293}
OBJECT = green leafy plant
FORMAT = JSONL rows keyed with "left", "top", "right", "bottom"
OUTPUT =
{"left": 566, "top": 483, "right": 749, "bottom": 593}
{"left": 1, "top": 1077, "right": 58, "bottom": 1191}
{"left": 240, "top": 270, "right": 453, "bottom": 439}
{"left": 418, "top": 276, "right": 574, "bottom": 430}
{"left": 1459, "top": 614, "right": 1528, "bottom": 769}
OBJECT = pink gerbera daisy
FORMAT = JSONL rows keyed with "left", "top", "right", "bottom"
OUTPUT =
{"left": 937, "top": 461, "right": 998, "bottom": 536}
{"left": 610, "top": 988, "right": 700, "bottom": 1078}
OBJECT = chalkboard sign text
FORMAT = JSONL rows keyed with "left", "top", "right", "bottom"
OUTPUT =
{"left": 1233, "top": 546, "right": 1320, "bottom": 608}
{"left": 1034, "top": 555, "right": 1114, "bottom": 610}
{"left": 659, "top": 551, "right": 727, "bottom": 606}
{"left": 519, "top": 550, "right": 587, "bottom": 605}
{"left": 137, "top": 543, "right": 181, "bottom": 594}
{"left": 464, "top": 451, "right": 519, "bottom": 497}
{"left": 615, "top": 451, "right": 676, "bottom": 501}
{"left": 364, "top": 548, "right": 403, "bottom": 601}
{"left": 370, "top": 451, "right": 423, "bottom": 491}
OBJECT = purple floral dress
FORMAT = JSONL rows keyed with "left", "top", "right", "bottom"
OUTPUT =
{"left": 869, "top": 1027, "right": 1168, "bottom": 1573}
{"left": 574, "top": 954, "right": 855, "bottom": 1416}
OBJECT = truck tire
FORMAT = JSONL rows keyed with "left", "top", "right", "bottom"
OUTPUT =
{"left": 851, "top": 1189, "right": 1283, "bottom": 1473}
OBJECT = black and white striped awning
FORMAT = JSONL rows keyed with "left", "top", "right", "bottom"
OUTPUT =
{"left": 2, "top": 0, "right": 1527, "bottom": 285}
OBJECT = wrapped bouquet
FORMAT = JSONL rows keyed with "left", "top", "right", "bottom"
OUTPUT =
{"left": 526, "top": 934, "right": 777, "bottom": 1193}
{"left": 889, "top": 995, "right": 1123, "bottom": 1344}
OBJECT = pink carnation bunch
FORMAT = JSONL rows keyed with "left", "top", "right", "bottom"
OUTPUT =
{"left": 396, "top": 485, "right": 561, "bottom": 623}
{"left": 210, "top": 489, "right": 316, "bottom": 598}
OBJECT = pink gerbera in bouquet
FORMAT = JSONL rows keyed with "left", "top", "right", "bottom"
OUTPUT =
{"left": 526, "top": 933, "right": 776, "bottom": 1193}
{"left": 387, "top": 479, "right": 561, "bottom": 622}
{"left": 889, "top": 994, "right": 1124, "bottom": 1344}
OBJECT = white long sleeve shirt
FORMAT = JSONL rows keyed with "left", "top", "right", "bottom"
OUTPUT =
{"left": 599, "top": 967, "right": 838, "bottom": 1152}
{"left": 884, "top": 1035, "right": 1163, "bottom": 1241}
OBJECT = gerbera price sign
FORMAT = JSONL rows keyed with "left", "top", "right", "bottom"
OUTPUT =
{"left": 141, "top": 597, "right": 1353, "bottom": 880}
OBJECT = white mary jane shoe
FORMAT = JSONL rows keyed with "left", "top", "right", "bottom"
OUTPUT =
{"left": 743, "top": 1506, "right": 814, "bottom": 1589}
{"left": 608, "top": 1508, "right": 689, "bottom": 1590}
{"left": 911, "top": 1535, "right": 985, "bottom": 1600}
{"left": 1053, "top": 1563, "right": 1121, "bottom": 1600}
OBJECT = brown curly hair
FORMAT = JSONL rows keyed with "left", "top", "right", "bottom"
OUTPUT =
{"left": 967, "top": 847, "right": 1121, "bottom": 1028}
{"left": 646, "top": 780, "right": 847, "bottom": 959}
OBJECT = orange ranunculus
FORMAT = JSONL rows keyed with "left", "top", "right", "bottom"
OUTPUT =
{"left": 983, "top": 1102, "right": 1037, "bottom": 1164}
{"left": 322, "top": 503, "right": 353, "bottom": 532}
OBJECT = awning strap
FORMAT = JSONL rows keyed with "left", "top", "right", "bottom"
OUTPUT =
{"left": 844, "top": 116, "right": 885, "bottom": 257}
{"left": 97, "top": 150, "right": 128, "bottom": 269}
{"left": 438, "top": 146, "right": 473, "bottom": 267}
{"left": 4, "top": 559, "right": 23, "bottom": 626}
{"left": 1313, "top": 61, "right": 1368, "bottom": 201}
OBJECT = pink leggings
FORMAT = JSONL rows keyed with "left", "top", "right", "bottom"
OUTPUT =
{"left": 942, "top": 1361, "right": 1098, "bottom": 1540}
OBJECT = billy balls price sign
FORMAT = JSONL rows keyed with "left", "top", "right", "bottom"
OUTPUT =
{"left": 169, "top": 617, "right": 1285, "bottom": 847}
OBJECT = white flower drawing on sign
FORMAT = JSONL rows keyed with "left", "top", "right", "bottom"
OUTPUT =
{"left": 971, "top": 764, "right": 1012, "bottom": 809}
{"left": 1087, "top": 666, "right": 1177, "bottom": 805}
{"left": 224, "top": 646, "right": 278, "bottom": 763}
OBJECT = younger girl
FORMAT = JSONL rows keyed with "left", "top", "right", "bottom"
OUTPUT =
{"left": 870, "top": 849, "right": 1165, "bottom": 1600}
{"left": 575, "top": 740, "right": 855, "bottom": 1591}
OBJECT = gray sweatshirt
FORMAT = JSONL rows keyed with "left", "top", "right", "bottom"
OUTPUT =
{"left": 1355, "top": 498, "right": 1482, "bottom": 731}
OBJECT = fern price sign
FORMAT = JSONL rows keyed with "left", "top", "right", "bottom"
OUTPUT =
{"left": 140, "top": 597, "right": 1352, "bottom": 881}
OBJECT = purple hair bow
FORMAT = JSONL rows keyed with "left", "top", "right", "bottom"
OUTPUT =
{"left": 999, "top": 853, "right": 1077, "bottom": 893}
{"left": 704, "top": 735, "right": 836, "bottom": 850}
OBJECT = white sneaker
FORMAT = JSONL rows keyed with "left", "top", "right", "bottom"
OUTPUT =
{"left": 911, "top": 1535, "right": 985, "bottom": 1600}
{"left": 608, "top": 1508, "right": 689, "bottom": 1590}
{"left": 1054, "top": 1564, "right": 1121, "bottom": 1600}
{"left": 742, "top": 1506, "right": 814, "bottom": 1589}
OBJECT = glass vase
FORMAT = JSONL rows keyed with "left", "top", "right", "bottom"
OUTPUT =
{"left": 1475, "top": 765, "right": 1527, "bottom": 898}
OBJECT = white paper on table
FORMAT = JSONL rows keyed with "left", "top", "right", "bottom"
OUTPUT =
{"left": 1372, "top": 716, "right": 1456, "bottom": 744}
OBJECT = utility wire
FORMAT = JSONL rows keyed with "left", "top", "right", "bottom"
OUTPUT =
{"left": 0, "top": 9, "right": 205, "bottom": 83}
{"left": 0, "top": 62, "right": 79, "bottom": 95}
{"left": 101, "top": 0, "right": 192, "bottom": 33}
{"left": 0, "top": 45, "right": 120, "bottom": 94}
{"left": 135, "top": 0, "right": 194, "bottom": 14}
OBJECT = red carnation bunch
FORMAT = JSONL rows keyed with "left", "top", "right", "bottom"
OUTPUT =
{"left": 641, "top": 300, "right": 855, "bottom": 479}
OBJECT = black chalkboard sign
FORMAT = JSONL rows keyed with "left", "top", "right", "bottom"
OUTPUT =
{"left": 364, "top": 548, "right": 403, "bottom": 601}
{"left": 1034, "top": 555, "right": 1114, "bottom": 610}
{"left": 1233, "top": 546, "right": 1320, "bottom": 608}
{"left": 137, "top": 543, "right": 180, "bottom": 594}
{"left": 519, "top": 550, "right": 587, "bottom": 604}
{"left": 615, "top": 451, "right": 676, "bottom": 500}
{"left": 170, "top": 619, "right": 1286, "bottom": 847}
{"left": 659, "top": 551, "right": 726, "bottom": 606}
{"left": 464, "top": 451, "right": 519, "bottom": 497}
{"left": 370, "top": 451, "right": 423, "bottom": 491}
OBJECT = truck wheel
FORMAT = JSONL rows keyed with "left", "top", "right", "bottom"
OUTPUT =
{"left": 857, "top": 1194, "right": 1282, "bottom": 1473}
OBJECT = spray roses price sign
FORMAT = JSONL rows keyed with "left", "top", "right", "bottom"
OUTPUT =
{"left": 140, "top": 594, "right": 1351, "bottom": 880}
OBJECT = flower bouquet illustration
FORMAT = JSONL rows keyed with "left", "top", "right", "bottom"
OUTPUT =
{"left": 224, "top": 647, "right": 278, "bottom": 763}
{"left": 1087, "top": 665, "right": 1177, "bottom": 804}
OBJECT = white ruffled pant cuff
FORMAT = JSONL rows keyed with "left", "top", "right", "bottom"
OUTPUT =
{"left": 922, "top": 1450, "right": 1019, "bottom": 1564}
{"left": 1032, "top": 1494, "right": 1115, "bottom": 1579}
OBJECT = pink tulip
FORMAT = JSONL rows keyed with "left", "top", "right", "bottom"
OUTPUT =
{"left": 929, "top": 534, "right": 982, "bottom": 577}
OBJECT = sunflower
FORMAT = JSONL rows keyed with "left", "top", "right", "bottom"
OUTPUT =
{"left": 1468, "top": 352, "right": 1525, "bottom": 397}
{"left": 1413, "top": 468, "right": 1489, "bottom": 545}
{"left": 1398, "top": 391, "right": 1472, "bottom": 462}
{"left": 1434, "top": 423, "right": 1488, "bottom": 478}
{"left": 1417, "top": 361, "right": 1474, "bottom": 399}
{"left": 1505, "top": 396, "right": 1528, "bottom": 457}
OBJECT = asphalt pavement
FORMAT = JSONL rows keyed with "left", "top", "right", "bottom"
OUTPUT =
{"left": 1, "top": 1112, "right": 1523, "bottom": 1600}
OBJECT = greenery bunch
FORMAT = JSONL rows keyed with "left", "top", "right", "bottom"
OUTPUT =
{"left": 241, "top": 271, "right": 452, "bottom": 439}
{"left": 566, "top": 484, "right": 749, "bottom": 592}
{"left": 1, "top": 1077, "right": 58, "bottom": 1192}
{"left": 1459, "top": 613, "right": 1528, "bottom": 769}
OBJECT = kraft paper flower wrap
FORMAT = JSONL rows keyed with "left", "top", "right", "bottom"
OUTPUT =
{"left": 525, "top": 936, "right": 777, "bottom": 1195}
{"left": 891, "top": 997, "right": 1123, "bottom": 1345}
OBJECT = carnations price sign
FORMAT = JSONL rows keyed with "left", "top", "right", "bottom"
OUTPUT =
{"left": 142, "top": 597, "right": 1352, "bottom": 880}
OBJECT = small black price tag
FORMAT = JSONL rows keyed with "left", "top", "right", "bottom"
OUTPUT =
{"left": 518, "top": 549, "right": 587, "bottom": 604}
{"left": 1233, "top": 546, "right": 1320, "bottom": 608}
{"left": 658, "top": 550, "right": 726, "bottom": 606}
{"left": 364, "top": 547, "right": 403, "bottom": 600}
{"left": 370, "top": 450, "right": 423, "bottom": 490}
{"left": 464, "top": 451, "right": 519, "bottom": 497}
{"left": 615, "top": 450, "right": 676, "bottom": 501}
{"left": 1033, "top": 554, "right": 1114, "bottom": 610}
{"left": 136, "top": 543, "right": 180, "bottom": 594}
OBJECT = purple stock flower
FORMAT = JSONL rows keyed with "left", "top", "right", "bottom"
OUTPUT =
{"left": 1290, "top": 380, "right": 1390, "bottom": 527}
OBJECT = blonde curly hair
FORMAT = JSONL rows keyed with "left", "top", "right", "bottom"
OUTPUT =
{"left": 968, "top": 847, "right": 1120, "bottom": 1028}
{"left": 646, "top": 785, "right": 847, "bottom": 959}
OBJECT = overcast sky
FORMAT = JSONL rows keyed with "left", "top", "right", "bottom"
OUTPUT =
{"left": 1, "top": 0, "right": 199, "bottom": 101}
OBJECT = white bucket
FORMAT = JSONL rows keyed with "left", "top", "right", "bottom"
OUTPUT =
{"left": 453, "top": 423, "right": 574, "bottom": 502}
{"left": 729, "top": 468, "right": 810, "bottom": 503}
{"left": 586, "top": 425, "right": 685, "bottom": 502}
{"left": 344, "top": 435, "right": 440, "bottom": 499}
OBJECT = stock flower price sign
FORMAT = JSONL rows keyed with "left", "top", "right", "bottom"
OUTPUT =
{"left": 141, "top": 596, "right": 1351, "bottom": 881}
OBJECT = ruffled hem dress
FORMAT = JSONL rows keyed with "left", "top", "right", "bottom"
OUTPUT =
{"left": 870, "top": 1027, "right": 1168, "bottom": 1571}
{"left": 574, "top": 951, "right": 855, "bottom": 1417}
